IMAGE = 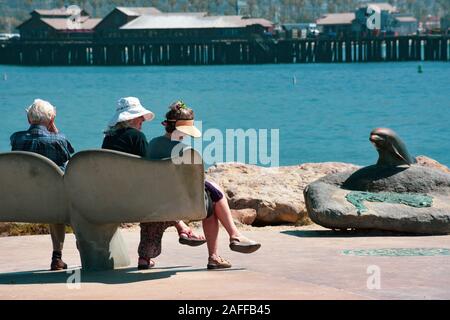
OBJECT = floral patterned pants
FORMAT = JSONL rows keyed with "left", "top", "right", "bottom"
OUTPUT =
{"left": 138, "top": 221, "right": 177, "bottom": 259}
{"left": 137, "top": 180, "right": 224, "bottom": 259}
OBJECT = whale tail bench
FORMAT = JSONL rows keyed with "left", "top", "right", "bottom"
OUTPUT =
{"left": 0, "top": 149, "right": 207, "bottom": 271}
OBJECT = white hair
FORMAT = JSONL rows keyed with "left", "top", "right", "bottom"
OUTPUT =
{"left": 26, "top": 99, "right": 56, "bottom": 124}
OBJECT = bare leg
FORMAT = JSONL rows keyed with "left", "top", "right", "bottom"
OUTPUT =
{"left": 205, "top": 181, "right": 241, "bottom": 239}
{"left": 213, "top": 198, "right": 241, "bottom": 238}
{"left": 207, "top": 181, "right": 261, "bottom": 254}
{"left": 49, "top": 224, "right": 65, "bottom": 252}
{"left": 202, "top": 214, "right": 219, "bottom": 257}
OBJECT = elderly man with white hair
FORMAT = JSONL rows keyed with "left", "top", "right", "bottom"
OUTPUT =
{"left": 10, "top": 99, "right": 74, "bottom": 271}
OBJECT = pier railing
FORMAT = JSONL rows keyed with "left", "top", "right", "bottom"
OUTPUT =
{"left": 0, "top": 35, "right": 448, "bottom": 66}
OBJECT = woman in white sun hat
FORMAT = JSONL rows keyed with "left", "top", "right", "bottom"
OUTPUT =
{"left": 102, "top": 97, "right": 155, "bottom": 155}
{"left": 102, "top": 97, "right": 207, "bottom": 270}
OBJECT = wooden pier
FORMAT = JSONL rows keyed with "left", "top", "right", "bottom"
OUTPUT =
{"left": 0, "top": 36, "right": 448, "bottom": 66}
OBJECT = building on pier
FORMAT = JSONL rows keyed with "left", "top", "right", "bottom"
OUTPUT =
{"left": 94, "top": 7, "right": 163, "bottom": 38}
{"left": 353, "top": 3, "right": 396, "bottom": 37}
{"left": 392, "top": 15, "right": 418, "bottom": 36}
{"left": 17, "top": 7, "right": 100, "bottom": 41}
{"left": 318, "top": 2, "right": 418, "bottom": 38}
{"left": 15, "top": 6, "right": 273, "bottom": 43}
{"left": 424, "top": 15, "right": 441, "bottom": 33}
{"left": 93, "top": 7, "right": 272, "bottom": 42}
{"left": 316, "top": 13, "right": 355, "bottom": 38}
{"left": 118, "top": 14, "right": 274, "bottom": 42}
{"left": 282, "top": 23, "right": 319, "bottom": 39}
{"left": 353, "top": 3, "right": 417, "bottom": 36}
{"left": 95, "top": 8, "right": 210, "bottom": 41}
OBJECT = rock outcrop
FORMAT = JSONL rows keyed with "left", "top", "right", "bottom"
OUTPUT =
{"left": 416, "top": 155, "right": 450, "bottom": 174}
{"left": 231, "top": 209, "right": 257, "bottom": 225}
{"left": 206, "top": 162, "right": 359, "bottom": 225}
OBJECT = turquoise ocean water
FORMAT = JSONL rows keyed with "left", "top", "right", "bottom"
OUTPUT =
{"left": 0, "top": 62, "right": 449, "bottom": 167}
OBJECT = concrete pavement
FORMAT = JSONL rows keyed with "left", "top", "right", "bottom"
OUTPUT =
{"left": 0, "top": 225, "right": 449, "bottom": 300}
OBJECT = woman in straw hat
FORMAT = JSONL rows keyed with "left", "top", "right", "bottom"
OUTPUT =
{"left": 146, "top": 101, "right": 261, "bottom": 270}
{"left": 102, "top": 97, "right": 207, "bottom": 269}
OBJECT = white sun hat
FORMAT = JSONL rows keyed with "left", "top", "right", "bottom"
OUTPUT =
{"left": 107, "top": 97, "right": 155, "bottom": 127}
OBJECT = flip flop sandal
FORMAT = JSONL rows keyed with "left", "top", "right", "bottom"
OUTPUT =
{"left": 179, "top": 231, "right": 207, "bottom": 247}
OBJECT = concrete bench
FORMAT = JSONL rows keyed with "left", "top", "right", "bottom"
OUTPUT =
{"left": 0, "top": 149, "right": 207, "bottom": 271}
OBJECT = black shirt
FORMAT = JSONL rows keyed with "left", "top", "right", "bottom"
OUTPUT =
{"left": 102, "top": 127, "right": 148, "bottom": 157}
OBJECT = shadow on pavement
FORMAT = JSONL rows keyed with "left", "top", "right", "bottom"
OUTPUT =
{"left": 280, "top": 229, "right": 435, "bottom": 238}
{"left": 0, "top": 265, "right": 224, "bottom": 285}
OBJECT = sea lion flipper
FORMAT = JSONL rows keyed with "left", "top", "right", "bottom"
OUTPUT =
{"left": 391, "top": 143, "right": 409, "bottom": 165}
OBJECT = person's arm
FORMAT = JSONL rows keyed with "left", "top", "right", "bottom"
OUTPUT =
{"left": 49, "top": 116, "right": 74, "bottom": 157}
{"left": 48, "top": 118, "right": 59, "bottom": 134}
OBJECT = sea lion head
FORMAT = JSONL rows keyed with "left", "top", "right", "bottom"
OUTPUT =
{"left": 370, "top": 128, "right": 416, "bottom": 166}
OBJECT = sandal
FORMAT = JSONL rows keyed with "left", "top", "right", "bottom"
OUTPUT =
{"left": 229, "top": 235, "right": 261, "bottom": 254}
{"left": 179, "top": 230, "right": 207, "bottom": 247}
{"left": 207, "top": 256, "right": 232, "bottom": 270}
{"left": 138, "top": 257, "right": 155, "bottom": 270}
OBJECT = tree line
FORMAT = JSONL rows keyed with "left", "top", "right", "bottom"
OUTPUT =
{"left": 0, "top": 0, "right": 449, "bottom": 32}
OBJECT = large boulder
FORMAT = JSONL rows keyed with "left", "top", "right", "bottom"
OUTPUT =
{"left": 231, "top": 209, "right": 257, "bottom": 225}
{"left": 304, "top": 163, "right": 450, "bottom": 235}
{"left": 206, "top": 162, "right": 359, "bottom": 225}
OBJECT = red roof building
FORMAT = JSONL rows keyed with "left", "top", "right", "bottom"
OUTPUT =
{"left": 18, "top": 7, "right": 100, "bottom": 41}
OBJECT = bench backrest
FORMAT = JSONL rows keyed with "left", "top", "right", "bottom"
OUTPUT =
{"left": 0, "top": 149, "right": 207, "bottom": 224}
{"left": 64, "top": 149, "right": 206, "bottom": 224}
{"left": 0, "top": 152, "right": 67, "bottom": 223}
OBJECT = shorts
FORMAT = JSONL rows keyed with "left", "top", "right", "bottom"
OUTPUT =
{"left": 204, "top": 180, "right": 224, "bottom": 218}
{"left": 205, "top": 191, "right": 214, "bottom": 218}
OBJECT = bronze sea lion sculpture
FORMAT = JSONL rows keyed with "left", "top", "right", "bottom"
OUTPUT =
{"left": 369, "top": 128, "right": 416, "bottom": 166}
{"left": 304, "top": 128, "right": 450, "bottom": 235}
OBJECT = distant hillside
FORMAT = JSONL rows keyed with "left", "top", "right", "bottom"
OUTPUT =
{"left": 0, "top": 0, "right": 449, "bottom": 32}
